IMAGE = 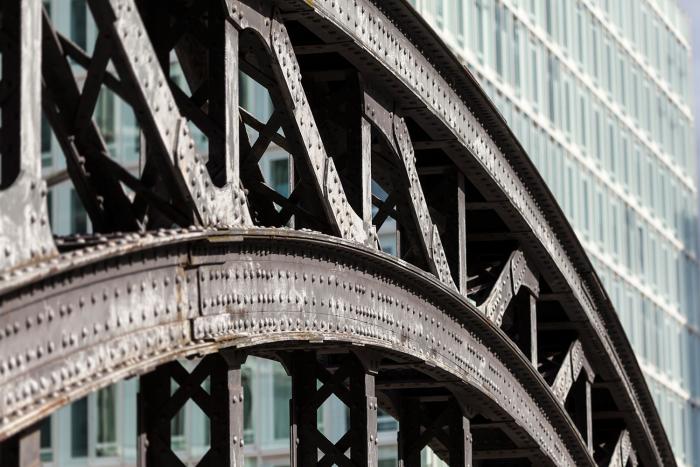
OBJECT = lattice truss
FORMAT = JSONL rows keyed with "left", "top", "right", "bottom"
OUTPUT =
{"left": 0, "top": 0, "right": 669, "bottom": 466}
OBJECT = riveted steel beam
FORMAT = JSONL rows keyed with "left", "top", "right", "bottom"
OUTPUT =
{"left": 472, "top": 448, "right": 541, "bottom": 460}
{"left": 478, "top": 249, "right": 539, "bottom": 327}
{"left": 0, "top": 0, "right": 56, "bottom": 272}
{"left": 87, "top": 0, "right": 251, "bottom": 228}
{"left": 551, "top": 340, "right": 595, "bottom": 405}
{"left": 362, "top": 91, "right": 455, "bottom": 289}
{"left": 41, "top": 16, "right": 139, "bottom": 232}
{"left": 272, "top": 2, "right": 670, "bottom": 463}
{"left": 0, "top": 229, "right": 585, "bottom": 466}
{"left": 227, "top": 3, "right": 369, "bottom": 244}
{"left": 607, "top": 430, "right": 638, "bottom": 467}
{"left": 0, "top": 0, "right": 675, "bottom": 465}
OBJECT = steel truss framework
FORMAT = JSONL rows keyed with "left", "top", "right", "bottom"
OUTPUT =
{"left": 0, "top": 0, "right": 674, "bottom": 466}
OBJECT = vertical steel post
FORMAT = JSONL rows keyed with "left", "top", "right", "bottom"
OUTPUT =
{"left": 137, "top": 365, "right": 172, "bottom": 466}
{"left": 208, "top": 0, "right": 239, "bottom": 187}
{"left": 570, "top": 375, "right": 593, "bottom": 455}
{"left": 361, "top": 117, "right": 373, "bottom": 233}
{"left": 448, "top": 407, "right": 472, "bottom": 467}
{"left": 0, "top": 0, "right": 55, "bottom": 271}
{"left": 439, "top": 171, "right": 468, "bottom": 294}
{"left": 212, "top": 351, "right": 247, "bottom": 466}
{"left": 290, "top": 351, "right": 318, "bottom": 467}
{"left": 350, "top": 355, "right": 379, "bottom": 466}
{"left": 0, "top": 425, "right": 41, "bottom": 467}
{"left": 585, "top": 379, "right": 593, "bottom": 455}
{"left": 529, "top": 294, "right": 538, "bottom": 367}
{"left": 456, "top": 172, "right": 468, "bottom": 294}
{"left": 397, "top": 398, "right": 421, "bottom": 467}
{"left": 575, "top": 376, "right": 593, "bottom": 455}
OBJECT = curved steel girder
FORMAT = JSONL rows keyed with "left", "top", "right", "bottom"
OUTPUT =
{"left": 271, "top": 0, "right": 672, "bottom": 464}
{"left": 0, "top": 0, "right": 671, "bottom": 464}
{"left": 0, "top": 228, "right": 591, "bottom": 466}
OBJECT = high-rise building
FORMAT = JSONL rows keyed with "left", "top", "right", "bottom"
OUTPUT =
{"left": 37, "top": 0, "right": 700, "bottom": 466}
{"left": 407, "top": 0, "right": 699, "bottom": 465}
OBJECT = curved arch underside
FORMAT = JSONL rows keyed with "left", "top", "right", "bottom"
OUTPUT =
{"left": 2, "top": 230, "right": 580, "bottom": 465}
{"left": 0, "top": 0, "right": 674, "bottom": 465}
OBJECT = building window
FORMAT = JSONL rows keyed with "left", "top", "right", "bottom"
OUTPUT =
{"left": 530, "top": 44, "right": 538, "bottom": 108}
{"left": 40, "top": 417, "right": 52, "bottom": 462}
{"left": 547, "top": 53, "right": 557, "bottom": 124}
{"left": 171, "top": 379, "right": 186, "bottom": 450}
{"left": 576, "top": 5, "right": 584, "bottom": 66}
{"left": 513, "top": 21, "right": 521, "bottom": 92}
{"left": 560, "top": 0, "right": 569, "bottom": 51}
{"left": 564, "top": 80, "right": 572, "bottom": 137}
{"left": 582, "top": 177, "right": 590, "bottom": 235}
{"left": 605, "top": 41, "right": 613, "bottom": 95}
{"left": 243, "top": 367, "right": 254, "bottom": 443}
{"left": 71, "top": 0, "right": 87, "bottom": 51}
{"left": 596, "top": 191, "right": 604, "bottom": 244}
{"left": 270, "top": 157, "right": 289, "bottom": 197}
{"left": 638, "top": 226, "right": 645, "bottom": 273}
{"left": 591, "top": 21, "right": 598, "bottom": 81}
{"left": 70, "top": 189, "right": 88, "bottom": 234}
{"left": 45, "top": 190, "right": 53, "bottom": 228}
{"left": 611, "top": 203, "right": 619, "bottom": 257}
{"left": 41, "top": 115, "right": 52, "bottom": 158}
{"left": 71, "top": 397, "right": 88, "bottom": 458}
{"left": 96, "top": 91, "right": 115, "bottom": 145}
{"left": 579, "top": 95, "right": 587, "bottom": 149}
{"left": 378, "top": 409, "right": 398, "bottom": 432}
{"left": 495, "top": 4, "right": 503, "bottom": 77}
{"left": 476, "top": 0, "right": 484, "bottom": 60}
{"left": 619, "top": 57, "right": 626, "bottom": 109}
{"left": 593, "top": 109, "right": 601, "bottom": 162}
{"left": 96, "top": 386, "right": 117, "bottom": 457}
{"left": 456, "top": 0, "right": 464, "bottom": 45}
{"left": 435, "top": 0, "right": 444, "bottom": 29}
{"left": 273, "top": 364, "right": 290, "bottom": 440}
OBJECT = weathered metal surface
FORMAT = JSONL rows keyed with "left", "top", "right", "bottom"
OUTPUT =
{"left": 91, "top": 0, "right": 252, "bottom": 228}
{"left": 268, "top": 1, "right": 671, "bottom": 464}
{"left": 0, "top": 0, "right": 675, "bottom": 465}
{"left": 0, "top": 229, "right": 581, "bottom": 466}
{"left": 607, "top": 430, "right": 637, "bottom": 467}
{"left": 226, "top": 3, "right": 369, "bottom": 243}
{"left": 362, "top": 92, "right": 455, "bottom": 289}
{"left": 550, "top": 340, "right": 594, "bottom": 404}
{"left": 0, "top": 0, "right": 56, "bottom": 272}
{"left": 288, "top": 350, "right": 378, "bottom": 466}
{"left": 137, "top": 352, "right": 246, "bottom": 466}
{"left": 398, "top": 398, "right": 473, "bottom": 467}
{"left": 478, "top": 249, "right": 538, "bottom": 326}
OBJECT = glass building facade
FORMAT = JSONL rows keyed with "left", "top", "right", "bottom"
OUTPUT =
{"left": 410, "top": 0, "right": 699, "bottom": 465}
{"left": 37, "top": 0, "right": 699, "bottom": 466}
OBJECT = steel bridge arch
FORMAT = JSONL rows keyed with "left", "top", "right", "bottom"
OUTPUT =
{"left": 0, "top": 0, "right": 674, "bottom": 465}
{"left": 1, "top": 229, "right": 583, "bottom": 465}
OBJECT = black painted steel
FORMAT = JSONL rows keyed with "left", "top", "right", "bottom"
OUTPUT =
{"left": 0, "top": 0, "right": 673, "bottom": 465}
